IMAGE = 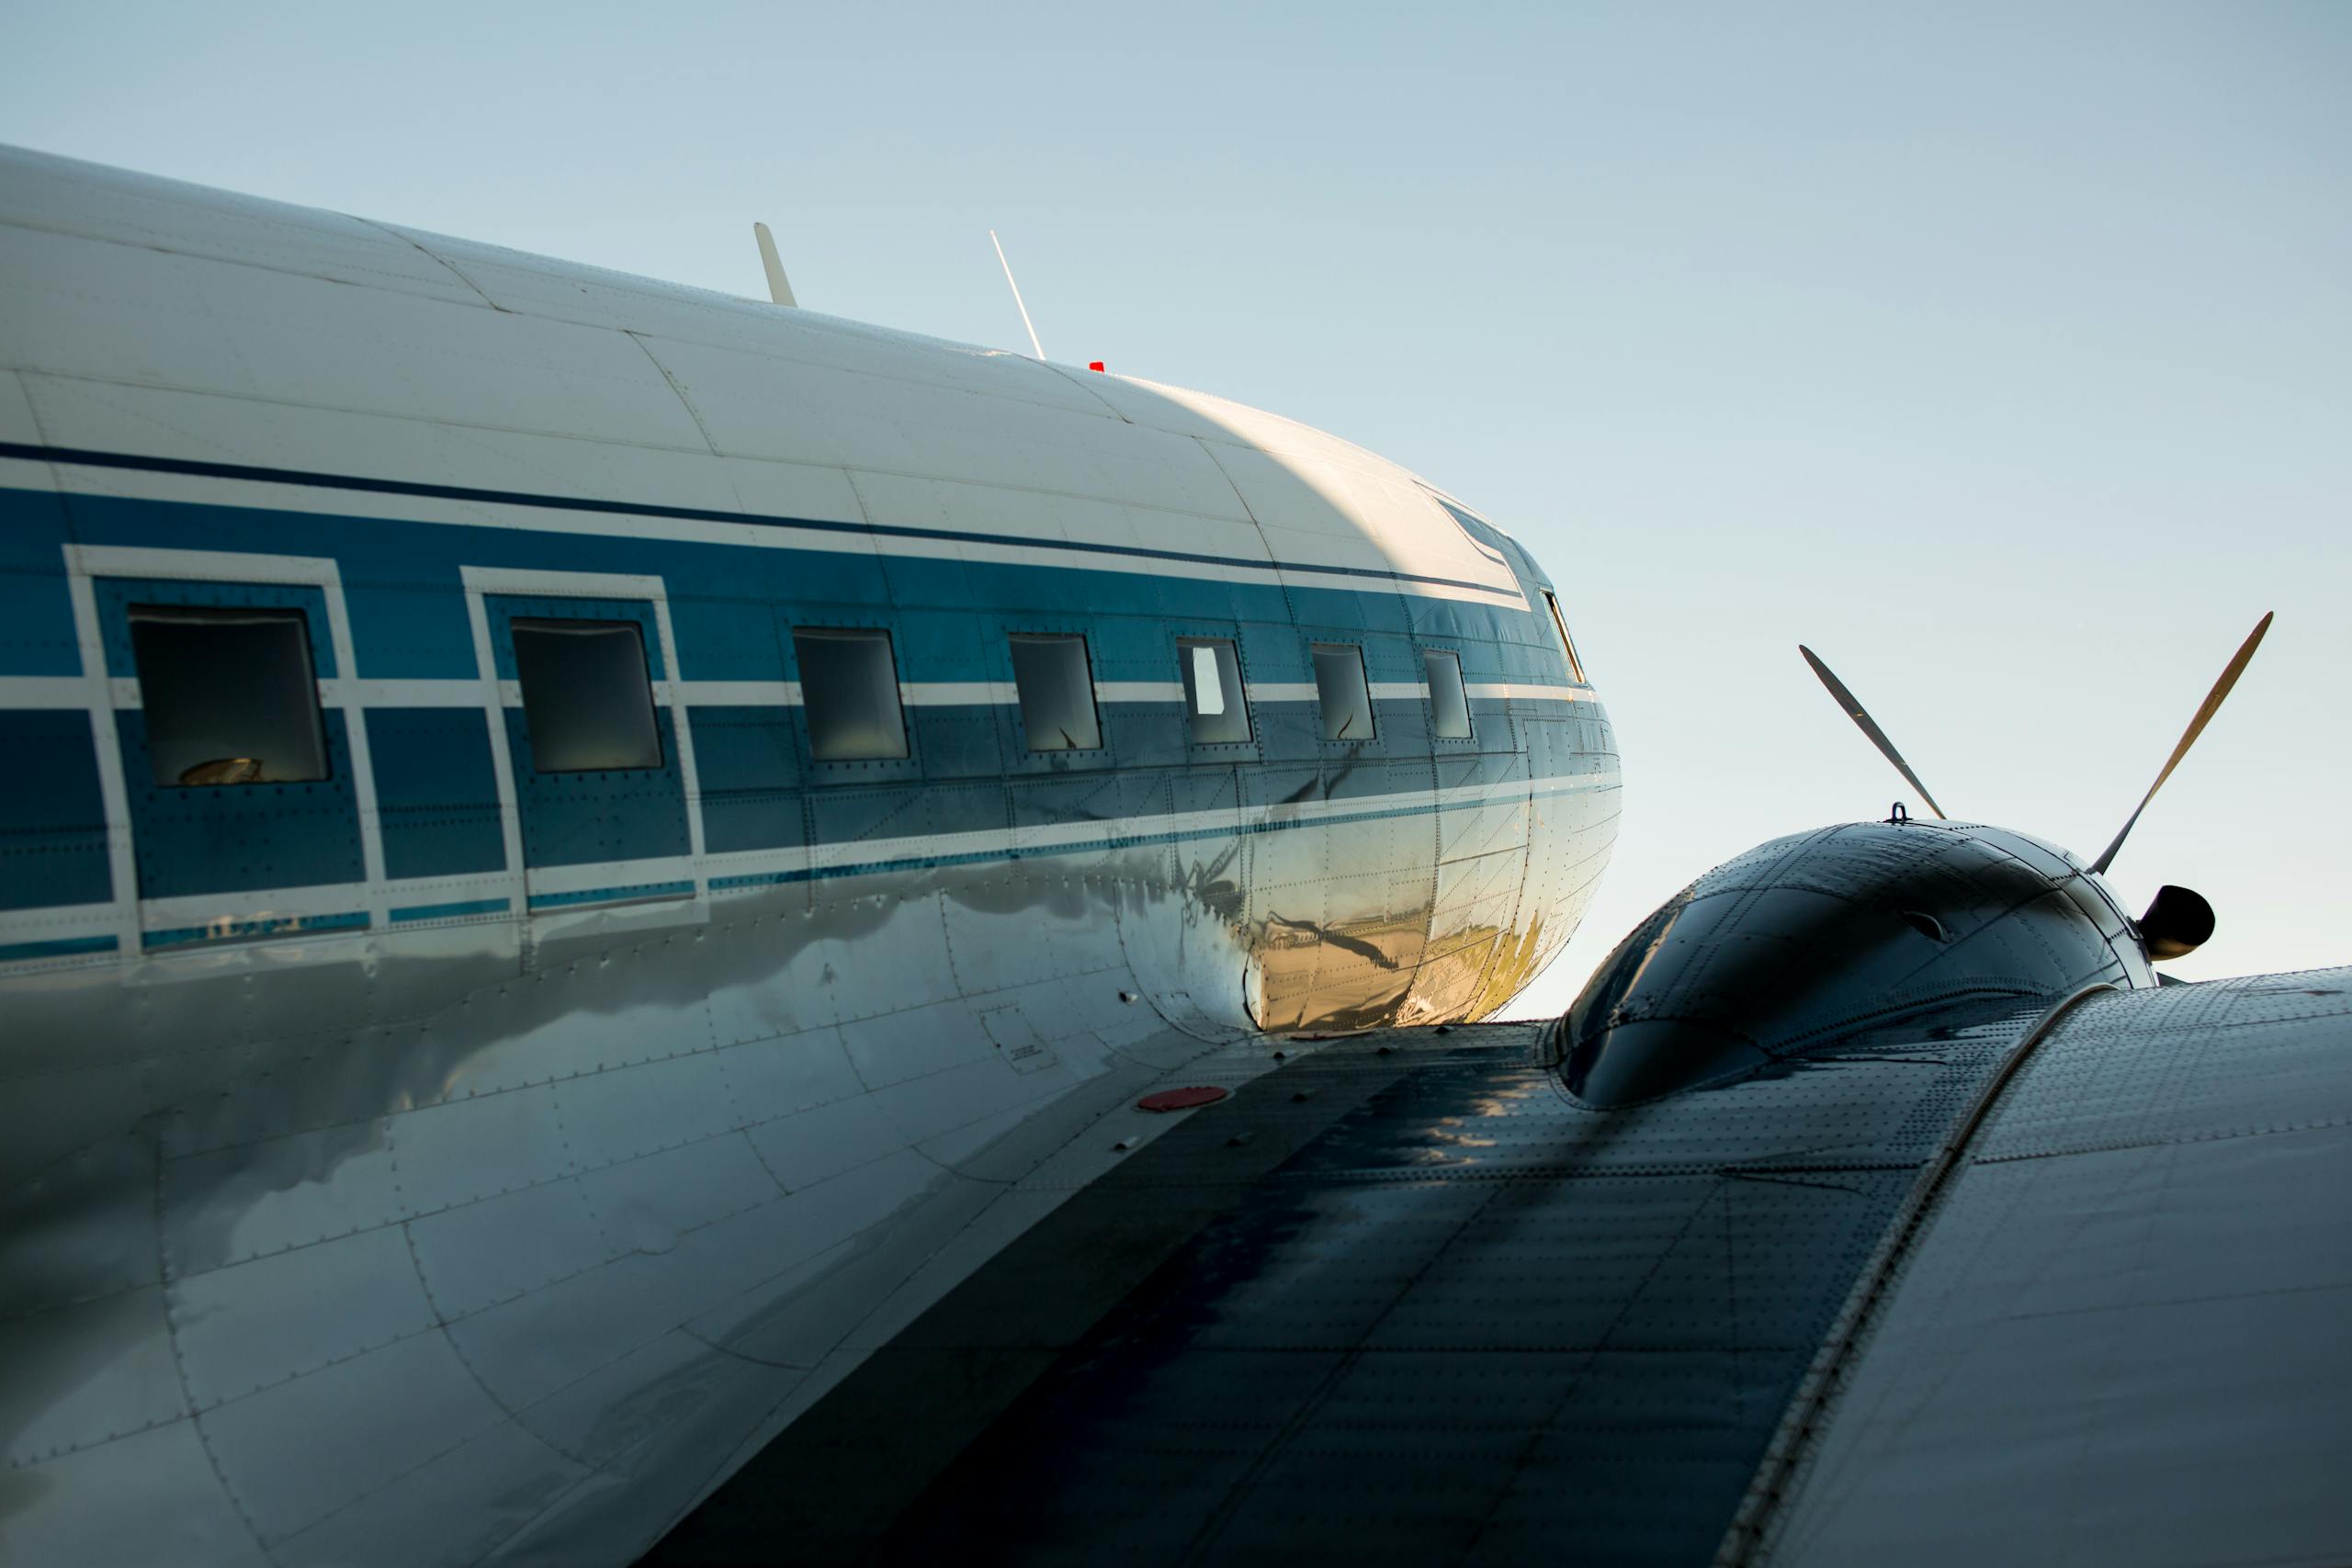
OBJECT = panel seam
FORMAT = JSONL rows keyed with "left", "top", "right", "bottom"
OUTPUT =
{"left": 1712, "top": 983, "right": 2113, "bottom": 1566}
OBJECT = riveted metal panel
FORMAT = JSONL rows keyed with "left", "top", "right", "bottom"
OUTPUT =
{"left": 680, "top": 1152, "right": 978, "bottom": 1363}
{"left": 271, "top": 1413, "right": 587, "bottom": 1568}
{"left": 0, "top": 1283, "right": 187, "bottom": 1466}
{"left": 0, "top": 1127, "right": 158, "bottom": 1315}
{"left": 688, "top": 705, "right": 804, "bottom": 854}
{"left": 571, "top": 1135, "right": 784, "bottom": 1259}
{"left": 404, "top": 1178, "right": 616, "bottom": 1323}
{"left": 510, "top": 1327, "right": 796, "bottom": 1470}
{"left": 368, "top": 706, "right": 505, "bottom": 880}
{"left": 169, "top": 1224, "right": 438, "bottom": 1411}
{"left": 0, "top": 708, "right": 112, "bottom": 908}
{"left": 447, "top": 1168, "right": 889, "bottom": 1413}
{"left": 197, "top": 1327, "right": 512, "bottom": 1542}
{"left": 743, "top": 1088, "right": 910, "bottom": 1193}
{"left": 388, "top": 1085, "right": 576, "bottom": 1219}
{"left": 0, "top": 148, "right": 484, "bottom": 305}
{"left": 159, "top": 1122, "right": 401, "bottom": 1276}
{"left": 0, "top": 1416, "right": 273, "bottom": 1568}
{"left": 0, "top": 145, "right": 1626, "bottom": 1568}
{"left": 837, "top": 995, "right": 994, "bottom": 1096}
{"left": 1773, "top": 973, "right": 2352, "bottom": 1568}
{"left": 499, "top": 1335, "right": 807, "bottom": 1564}
{"left": 556, "top": 1048, "right": 741, "bottom": 1166}
{"left": 713, "top": 1023, "right": 864, "bottom": 1121}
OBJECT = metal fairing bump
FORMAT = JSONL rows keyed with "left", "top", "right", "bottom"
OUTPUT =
{"left": 1562, "top": 819, "right": 2154, "bottom": 1108}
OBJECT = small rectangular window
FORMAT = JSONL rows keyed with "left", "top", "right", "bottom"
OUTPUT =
{"left": 1543, "top": 589, "right": 1587, "bottom": 684}
{"left": 796, "top": 628, "right": 909, "bottom": 761}
{"left": 1424, "top": 649, "right": 1472, "bottom": 739}
{"left": 130, "top": 605, "right": 329, "bottom": 786}
{"left": 1010, "top": 634, "right": 1102, "bottom": 751}
{"left": 1178, "top": 637, "right": 1250, "bottom": 744}
{"left": 1312, "top": 643, "right": 1374, "bottom": 742}
{"left": 512, "top": 617, "right": 663, "bottom": 773}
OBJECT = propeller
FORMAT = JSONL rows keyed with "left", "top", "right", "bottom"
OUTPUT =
{"left": 2088, "top": 611, "right": 2273, "bottom": 875}
{"left": 1798, "top": 645, "right": 1947, "bottom": 819}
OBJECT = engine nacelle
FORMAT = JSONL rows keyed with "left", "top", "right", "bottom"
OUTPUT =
{"left": 1562, "top": 818, "right": 2156, "bottom": 1108}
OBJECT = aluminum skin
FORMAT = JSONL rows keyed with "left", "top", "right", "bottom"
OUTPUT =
{"left": 0, "top": 146, "right": 1619, "bottom": 1567}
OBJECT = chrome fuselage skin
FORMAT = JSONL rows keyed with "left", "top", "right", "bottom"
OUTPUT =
{"left": 0, "top": 147, "right": 1619, "bottom": 1565}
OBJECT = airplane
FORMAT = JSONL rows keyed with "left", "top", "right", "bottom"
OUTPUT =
{"left": 0, "top": 144, "right": 2342, "bottom": 1568}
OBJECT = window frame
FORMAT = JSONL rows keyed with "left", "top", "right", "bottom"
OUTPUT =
{"left": 125, "top": 602, "right": 332, "bottom": 787}
{"left": 793, "top": 625, "right": 911, "bottom": 764}
{"left": 1422, "top": 647, "right": 1474, "bottom": 741}
{"left": 1176, "top": 636, "right": 1252, "bottom": 746}
{"left": 1008, "top": 632, "right": 1103, "bottom": 753}
{"left": 1310, "top": 641, "right": 1375, "bottom": 744}
{"left": 508, "top": 615, "right": 667, "bottom": 775}
{"left": 1542, "top": 588, "right": 1588, "bottom": 685}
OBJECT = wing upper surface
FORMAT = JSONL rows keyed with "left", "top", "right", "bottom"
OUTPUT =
{"left": 653, "top": 971, "right": 2352, "bottom": 1566}
{"left": 1767, "top": 969, "right": 2352, "bottom": 1566}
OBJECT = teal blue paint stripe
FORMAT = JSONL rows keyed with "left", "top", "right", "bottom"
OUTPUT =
{"left": 143, "top": 910, "right": 370, "bottom": 949}
{"left": 707, "top": 870, "right": 799, "bottom": 892}
{"left": 526, "top": 880, "right": 695, "bottom": 910}
{"left": 390, "top": 897, "right": 512, "bottom": 922}
{"left": 0, "top": 933, "right": 119, "bottom": 962}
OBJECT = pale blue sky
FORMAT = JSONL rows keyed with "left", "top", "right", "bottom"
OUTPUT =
{"left": 6, "top": 2, "right": 2346, "bottom": 1015}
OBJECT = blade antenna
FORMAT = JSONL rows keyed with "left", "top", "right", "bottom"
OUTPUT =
{"left": 2088, "top": 612, "right": 2273, "bottom": 875}
{"left": 1798, "top": 645, "right": 1948, "bottom": 819}
{"left": 752, "top": 222, "right": 797, "bottom": 308}
{"left": 989, "top": 229, "right": 1046, "bottom": 360}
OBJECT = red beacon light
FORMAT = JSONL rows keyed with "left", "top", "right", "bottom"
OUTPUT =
{"left": 1087, "top": 361, "right": 1105, "bottom": 373}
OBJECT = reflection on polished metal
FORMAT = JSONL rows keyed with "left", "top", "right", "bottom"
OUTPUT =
{"left": 1561, "top": 820, "right": 2152, "bottom": 1108}
{"left": 661, "top": 978, "right": 2352, "bottom": 1566}
{"left": 10, "top": 140, "right": 2339, "bottom": 1568}
{"left": 0, "top": 144, "right": 1616, "bottom": 1566}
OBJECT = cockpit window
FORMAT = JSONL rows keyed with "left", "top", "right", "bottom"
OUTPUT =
{"left": 796, "top": 628, "right": 910, "bottom": 761}
{"left": 1424, "top": 649, "right": 1472, "bottom": 739}
{"left": 1010, "top": 634, "right": 1102, "bottom": 751}
{"left": 1178, "top": 637, "right": 1250, "bottom": 744}
{"left": 1542, "top": 589, "right": 1588, "bottom": 684}
{"left": 130, "top": 604, "right": 328, "bottom": 786}
{"left": 512, "top": 617, "right": 664, "bottom": 772}
{"left": 1312, "top": 643, "right": 1374, "bottom": 742}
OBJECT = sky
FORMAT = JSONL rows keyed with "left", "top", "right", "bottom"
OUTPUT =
{"left": 6, "top": 2, "right": 2346, "bottom": 1018}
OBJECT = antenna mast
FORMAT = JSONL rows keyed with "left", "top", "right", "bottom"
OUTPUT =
{"left": 989, "top": 230, "right": 1046, "bottom": 360}
{"left": 752, "top": 222, "right": 797, "bottom": 308}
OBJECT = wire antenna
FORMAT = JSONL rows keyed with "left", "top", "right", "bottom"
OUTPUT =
{"left": 989, "top": 230, "right": 1046, "bottom": 360}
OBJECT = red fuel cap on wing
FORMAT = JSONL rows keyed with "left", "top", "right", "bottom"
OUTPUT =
{"left": 1136, "top": 1086, "right": 1229, "bottom": 1112}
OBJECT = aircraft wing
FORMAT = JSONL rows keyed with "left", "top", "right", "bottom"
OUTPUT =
{"left": 650, "top": 969, "right": 2352, "bottom": 1566}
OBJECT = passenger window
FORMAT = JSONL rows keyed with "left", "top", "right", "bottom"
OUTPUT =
{"left": 1312, "top": 643, "right": 1374, "bottom": 742}
{"left": 796, "top": 628, "right": 909, "bottom": 761}
{"left": 1543, "top": 589, "right": 1588, "bottom": 684}
{"left": 1009, "top": 634, "right": 1101, "bottom": 751}
{"left": 1178, "top": 637, "right": 1250, "bottom": 744}
{"left": 512, "top": 617, "right": 663, "bottom": 772}
{"left": 130, "top": 605, "right": 329, "bottom": 786}
{"left": 1424, "top": 649, "right": 1472, "bottom": 739}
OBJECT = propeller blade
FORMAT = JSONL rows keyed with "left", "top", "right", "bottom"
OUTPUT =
{"left": 2088, "top": 612, "right": 2274, "bottom": 875}
{"left": 1798, "top": 645, "right": 1948, "bottom": 819}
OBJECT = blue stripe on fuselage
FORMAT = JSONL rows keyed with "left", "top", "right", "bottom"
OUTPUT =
{"left": 0, "top": 474, "right": 1611, "bottom": 933}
